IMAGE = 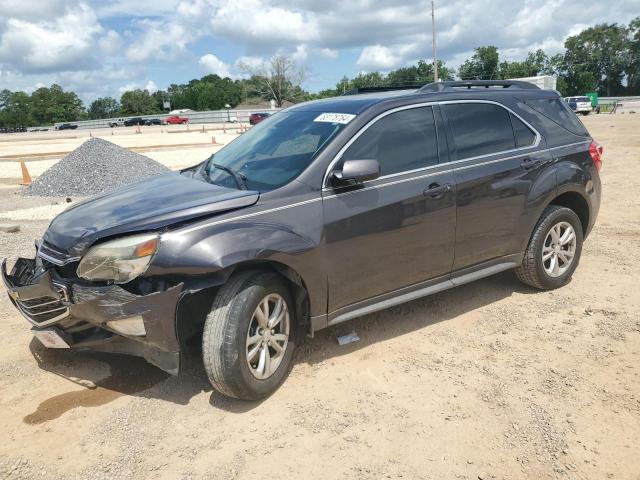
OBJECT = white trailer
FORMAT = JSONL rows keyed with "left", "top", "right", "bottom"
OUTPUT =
{"left": 507, "top": 75, "right": 557, "bottom": 90}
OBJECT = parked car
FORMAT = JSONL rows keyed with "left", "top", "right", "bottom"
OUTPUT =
{"left": 0, "top": 126, "right": 27, "bottom": 133}
{"left": 165, "top": 115, "right": 189, "bottom": 124}
{"left": 2, "top": 80, "right": 602, "bottom": 400}
{"left": 55, "top": 123, "right": 78, "bottom": 130}
{"left": 124, "top": 117, "right": 145, "bottom": 126}
{"left": 145, "top": 118, "right": 163, "bottom": 126}
{"left": 565, "top": 96, "right": 592, "bottom": 115}
{"left": 249, "top": 112, "right": 272, "bottom": 125}
{"left": 109, "top": 118, "right": 125, "bottom": 127}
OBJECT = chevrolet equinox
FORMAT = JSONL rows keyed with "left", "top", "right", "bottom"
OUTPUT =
{"left": 2, "top": 81, "right": 602, "bottom": 400}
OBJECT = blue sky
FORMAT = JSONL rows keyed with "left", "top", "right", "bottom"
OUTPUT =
{"left": 0, "top": 0, "right": 638, "bottom": 104}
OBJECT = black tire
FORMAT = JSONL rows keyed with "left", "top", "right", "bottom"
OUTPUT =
{"left": 515, "top": 205, "right": 584, "bottom": 290}
{"left": 202, "top": 270, "right": 297, "bottom": 400}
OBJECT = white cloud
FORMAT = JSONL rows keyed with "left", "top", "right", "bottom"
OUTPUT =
{"left": 356, "top": 44, "right": 419, "bottom": 71}
{"left": 199, "top": 53, "right": 233, "bottom": 77}
{"left": 1, "top": 0, "right": 639, "bottom": 102}
{"left": 235, "top": 55, "right": 266, "bottom": 72}
{"left": 145, "top": 80, "right": 159, "bottom": 93}
{"left": 291, "top": 45, "right": 308, "bottom": 62}
{"left": 211, "top": 0, "right": 319, "bottom": 48}
{"left": 318, "top": 48, "right": 338, "bottom": 59}
{"left": 0, "top": 3, "right": 102, "bottom": 73}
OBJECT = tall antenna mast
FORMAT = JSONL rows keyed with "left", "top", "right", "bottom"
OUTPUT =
{"left": 432, "top": 1, "right": 438, "bottom": 83}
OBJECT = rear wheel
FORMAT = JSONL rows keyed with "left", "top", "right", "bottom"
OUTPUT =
{"left": 202, "top": 271, "right": 296, "bottom": 400}
{"left": 515, "top": 206, "right": 583, "bottom": 290}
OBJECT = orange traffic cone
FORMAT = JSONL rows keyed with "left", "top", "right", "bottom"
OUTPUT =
{"left": 20, "top": 160, "right": 32, "bottom": 186}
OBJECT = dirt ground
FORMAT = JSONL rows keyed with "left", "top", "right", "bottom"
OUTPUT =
{"left": 0, "top": 114, "right": 639, "bottom": 480}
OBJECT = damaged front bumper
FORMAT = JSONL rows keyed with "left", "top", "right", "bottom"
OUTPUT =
{"left": 2, "top": 256, "right": 183, "bottom": 375}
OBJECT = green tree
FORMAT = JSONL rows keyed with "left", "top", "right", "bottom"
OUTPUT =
{"left": 0, "top": 91, "right": 32, "bottom": 126}
{"left": 119, "top": 89, "right": 161, "bottom": 115}
{"left": 237, "top": 55, "right": 308, "bottom": 107}
{"left": 561, "top": 23, "right": 630, "bottom": 95}
{"left": 458, "top": 46, "right": 500, "bottom": 80}
{"left": 627, "top": 17, "right": 640, "bottom": 94}
{"left": 88, "top": 97, "right": 119, "bottom": 119}
{"left": 499, "top": 49, "right": 549, "bottom": 79}
{"left": 29, "top": 84, "right": 83, "bottom": 125}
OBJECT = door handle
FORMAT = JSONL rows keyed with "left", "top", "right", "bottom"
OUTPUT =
{"left": 423, "top": 182, "right": 451, "bottom": 199}
{"left": 520, "top": 157, "right": 542, "bottom": 170}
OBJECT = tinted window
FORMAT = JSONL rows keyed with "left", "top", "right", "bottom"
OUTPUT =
{"left": 525, "top": 98, "right": 588, "bottom": 137}
{"left": 510, "top": 113, "right": 536, "bottom": 148}
{"left": 342, "top": 107, "right": 438, "bottom": 176}
{"left": 445, "top": 103, "right": 515, "bottom": 159}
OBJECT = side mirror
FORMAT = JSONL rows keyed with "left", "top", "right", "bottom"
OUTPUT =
{"left": 331, "top": 159, "right": 380, "bottom": 186}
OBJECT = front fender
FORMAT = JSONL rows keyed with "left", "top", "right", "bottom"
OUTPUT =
{"left": 148, "top": 202, "right": 326, "bottom": 316}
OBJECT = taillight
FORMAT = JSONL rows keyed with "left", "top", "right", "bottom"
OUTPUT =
{"left": 589, "top": 141, "right": 603, "bottom": 171}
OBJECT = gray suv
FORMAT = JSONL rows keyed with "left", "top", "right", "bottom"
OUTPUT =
{"left": 2, "top": 81, "right": 602, "bottom": 400}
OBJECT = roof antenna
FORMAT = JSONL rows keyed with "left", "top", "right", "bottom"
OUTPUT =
{"left": 432, "top": 1, "right": 438, "bottom": 83}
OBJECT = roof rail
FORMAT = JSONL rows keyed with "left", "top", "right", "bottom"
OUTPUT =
{"left": 342, "top": 85, "right": 420, "bottom": 95}
{"left": 419, "top": 80, "right": 540, "bottom": 92}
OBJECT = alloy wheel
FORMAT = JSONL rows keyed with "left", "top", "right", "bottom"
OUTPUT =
{"left": 245, "top": 293, "right": 290, "bottom": 379}
{"left": 542, "top": 221, "right": 577, "bottom": 277}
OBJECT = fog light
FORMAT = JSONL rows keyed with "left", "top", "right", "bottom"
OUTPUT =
{"left": 106, "top": 316, "right": 146, "bottom": 336}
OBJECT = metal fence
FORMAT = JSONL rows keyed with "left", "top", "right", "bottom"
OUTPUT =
{"left": 52, "top": 108, "right": 280, "bottom": 130}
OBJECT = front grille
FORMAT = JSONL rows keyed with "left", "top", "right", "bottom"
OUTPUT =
{"left": 38, "top": 243, "right": 80, "bottom": 266}
{"left": 15, "top": 283, "right": 70, "bottom": 326}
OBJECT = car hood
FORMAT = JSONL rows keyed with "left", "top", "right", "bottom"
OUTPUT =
{"left": 43, "top": 172, "right": 259, "bottom": 257}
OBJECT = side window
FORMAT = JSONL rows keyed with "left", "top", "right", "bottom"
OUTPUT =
{"left": 341, "top": 107, "right": 438, "bottom": 177}
{"left": 510, "top": 113, "right": 536, "bottom": 148}
{"left": 444, "top": 103, "right": 515, "bottom": 159}
{"left": 524, "top": 98, "right": 589, "bottom": 137}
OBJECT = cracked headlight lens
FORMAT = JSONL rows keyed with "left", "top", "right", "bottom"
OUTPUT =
{"left": 77, "top": 233, "right": 159, "bottom": 284}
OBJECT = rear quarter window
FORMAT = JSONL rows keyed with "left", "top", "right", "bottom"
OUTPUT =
{"left": 524, "top": 98, "right": 589, "bottom": 137}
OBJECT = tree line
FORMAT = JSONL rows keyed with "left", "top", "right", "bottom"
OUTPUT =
{"left": 0, "top": 18, "right": 638, "bottom": 127}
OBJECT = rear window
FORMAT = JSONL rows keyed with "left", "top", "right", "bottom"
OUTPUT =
{"left": 444, "top": 103, "right": 515, "bottom": 160}
{"left": 525, "top": 98, "right": 588, "bottom": 137}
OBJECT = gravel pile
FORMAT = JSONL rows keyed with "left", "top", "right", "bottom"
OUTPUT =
{"left": 24, "top": 137, "right": 170, "bottom": 197}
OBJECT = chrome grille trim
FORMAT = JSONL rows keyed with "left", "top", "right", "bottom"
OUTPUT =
{"left": 14, "top": 283, "right": 70, "bottom": 327}
{"left": 37, "top": 244, "right": 80, "bottom": 266}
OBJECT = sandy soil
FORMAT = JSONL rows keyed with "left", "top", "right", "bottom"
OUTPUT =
{"left": 0, "top": 114, "right": 638, "bottom": 480}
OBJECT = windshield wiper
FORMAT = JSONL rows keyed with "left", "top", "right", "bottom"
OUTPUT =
{"left": 210, "top": 162, "right": 248, "bottom": 190}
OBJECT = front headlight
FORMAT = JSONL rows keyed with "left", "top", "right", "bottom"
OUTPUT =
{"left": 77, "top": 233, "right": 159, "bottom": 284}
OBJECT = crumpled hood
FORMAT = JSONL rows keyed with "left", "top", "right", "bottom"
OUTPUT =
{"left": 43, "top": 172, "right": 259, "bottom": 256}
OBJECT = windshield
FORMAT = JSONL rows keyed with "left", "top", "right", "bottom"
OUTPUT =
{"left": 204, "top": 110, "right": 350, "bottom": 191}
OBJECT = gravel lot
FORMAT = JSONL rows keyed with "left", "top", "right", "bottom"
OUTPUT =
{"left": 0, "top": 114, "right": 638, "bottom": 480}
{"left": 25, "top": 138, "right": 169, "bottom": 197}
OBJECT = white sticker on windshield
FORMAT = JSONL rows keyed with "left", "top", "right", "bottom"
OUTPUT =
{"left": 314, "top": 113, "right": 356, "bottom": 124}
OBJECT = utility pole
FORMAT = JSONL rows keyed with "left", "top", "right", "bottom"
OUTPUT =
{"left": 432, "top": 1, "right": 438, "bottom": 83}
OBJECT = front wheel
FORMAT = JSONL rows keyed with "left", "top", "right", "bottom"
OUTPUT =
{"left": 202, "top": 271, "right": 297, "bottom": 400}
{"left": 516, "top": 205, "right": 583, "bottom": 290}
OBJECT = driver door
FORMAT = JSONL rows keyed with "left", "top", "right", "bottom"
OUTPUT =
{"left": 321, "top": 106, "right": 456, "bottom": 314}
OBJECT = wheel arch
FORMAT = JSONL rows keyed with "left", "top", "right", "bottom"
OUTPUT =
{"left": 175, "top": 260, "right": 312, "bottom": 347}
{"left": 520, "top": 187, "right": 591, "bottom": 255}
{"left": 548, "top": 190, "right": 589, "bottom": 236}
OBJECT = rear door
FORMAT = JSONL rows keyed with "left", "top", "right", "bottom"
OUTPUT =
{"left": 441, "top": 101, "right": 553, "bottom": 271}
{"left": 322, "top": 105, "right": 456, "bottom": 313}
